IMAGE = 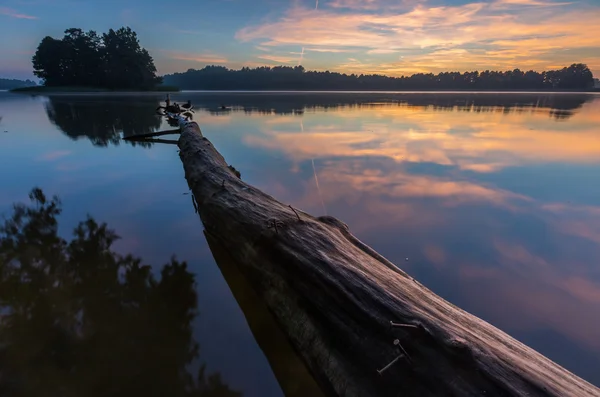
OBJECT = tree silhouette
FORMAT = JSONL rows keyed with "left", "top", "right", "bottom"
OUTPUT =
{"left": 102, "top": 27, "right": 161, "bottom": 90}
{"left": 32, "top": 35, "right": 70, "bottom": 87}
{"left": 0, "top": 188, "right": 241, "bottom": 397}
{"left": 163, "top": 64, "right": 595, "bottom": 91}
{"left": 0, "top": 79, "right": 37, "bottom": 90}
{"left": 32, "top": 27, "right": 161, "bottom": 89}
{"left": 44, "top": 96, "right": 162, "bottom": 147}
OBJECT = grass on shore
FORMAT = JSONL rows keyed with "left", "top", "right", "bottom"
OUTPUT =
{"left": 10, "top": 85, "right": 180, "bottom": 93}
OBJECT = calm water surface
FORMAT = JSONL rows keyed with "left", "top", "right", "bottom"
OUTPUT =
{"left": 1, "top": 91, "right": 599, "bottom": 393}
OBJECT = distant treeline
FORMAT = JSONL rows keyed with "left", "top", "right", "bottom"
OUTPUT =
{"left": 32, "top": 27, "right": 161, "bottom": 90}
{"left": 163, "top": 64, "right": 595, "bottom": 91}
{"left": 0, "top": 78, "right": 37, "bottom": 90}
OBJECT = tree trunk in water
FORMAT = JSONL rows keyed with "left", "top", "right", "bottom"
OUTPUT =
{"left": 178, "top": 119, "right": 600, "bottom": 397}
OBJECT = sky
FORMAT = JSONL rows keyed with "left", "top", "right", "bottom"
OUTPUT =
{"left": 1, "top": 0, "right": 599, "bottom": 80}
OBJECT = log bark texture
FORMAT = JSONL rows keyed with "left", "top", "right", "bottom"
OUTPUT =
{"left": 178, "top": 119, "right": 600, "bottom": 397}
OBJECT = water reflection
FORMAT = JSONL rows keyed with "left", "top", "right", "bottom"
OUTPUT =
{"left": 45, "top": 96, "right": 162, "bottom": 147}
{"left": 0, "top": 189, "right": 241, "bottom": 397}
{"left": 174, "top": 92, "right": 594, "bottom": 119}
{"left": 38, "top": 93, "right": 597, "bottom": 150}
{"left": 176, "top": 93, "right": 600, "bottom": 386}
{"left": 241, "top": 98, "right": 600, "bottom": 179}
{"left": 1, "top": 90, "right": 599, "bottom": 390}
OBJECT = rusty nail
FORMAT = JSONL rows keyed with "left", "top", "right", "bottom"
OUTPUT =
{"left": 377, "top": 354, "right": 403, "bottom": 375}
{"left": 390, "top": 321, "right": 418, "bottom": 329}
{"left": 394, "top": 338, "right": 412, "bottom": 362}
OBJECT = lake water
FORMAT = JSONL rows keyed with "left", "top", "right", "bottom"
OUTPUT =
{"left": 1, "top": 91, "right": 599, "bottom": 394}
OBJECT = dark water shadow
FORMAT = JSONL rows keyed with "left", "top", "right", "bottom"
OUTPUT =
{"left": 0, "top": 188, "right": 241, "bottom": 397}
{"left": 203, "top": 231, "right": 327, "bottom": 397}
{"left": 44, "top": 96, "right": 163, "bottom": 147}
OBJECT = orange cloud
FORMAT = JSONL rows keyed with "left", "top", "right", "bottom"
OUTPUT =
{"left": 168, "top": 52, "right": 228, "bottom": 64}
{"left": 158, "top": 49, "right": 228, "bottom": 63}
{"left": 249, "top": 154, "right": 529, "bottom": 233}
{"left": 243, "top": 99, "right": 600, "bottom": 174}
{"left": 195, "top": 112, "right": 233, "bottom": 125}
{"left": 236, "top": 1, "right": 600, "bottom": 75}
{"left": 305, "top": 47, "right": 354, "bottom": 53}
{"left": 155, "top": 51, "right": 229, "bottom": 73}
{"left": 257, "top": 54, "right": 297, "bottom": 64}
{"left": 367, "top": 49, "right": 399, "bottom": 54}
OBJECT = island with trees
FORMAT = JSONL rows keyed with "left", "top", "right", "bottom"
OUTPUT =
{"left": 0, "top": 78, "right": 37, "bottom": 90}
{"left": 163, "top": 63, "right": 596, "bottom": 91}
{"left": 12, "top": 27, "right": 175, "bottom": 93}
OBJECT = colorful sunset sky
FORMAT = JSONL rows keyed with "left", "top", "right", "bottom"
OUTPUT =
{"left": 1, "top": 0, "right": 599, "bottom": 80}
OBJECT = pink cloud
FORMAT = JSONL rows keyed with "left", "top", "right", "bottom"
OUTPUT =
{"left": 327, "top": 0, "right": 406, "bottom": 10}
{"left": 0, "top": 7, "right": 38, "bottom": 19}
{"left": 305, "top": 47, "right": 354, "bottom": 53}
{"left": 422, "top": 244, "right": 446, "bottom": 268}
{"left": 459, "top": 253, "right": 600, "bottom": 351}
{"left": 367, "top": 48, "right": 399, "bottom": 54}
{"left": 494, "top": 0, "right": 572, "bottom": 6}
{"left": 160, "top": 50, "right": 228, "bottom": 64}
{"left": 38, "top": 150, "right": 72, "bottom": 161}
{"left": 257, "top": 54, "right": 297, "bottom": 64}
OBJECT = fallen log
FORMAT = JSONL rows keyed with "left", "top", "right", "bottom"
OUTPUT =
{"left": 177, "top": 117, "right": 600, "bottom": 397}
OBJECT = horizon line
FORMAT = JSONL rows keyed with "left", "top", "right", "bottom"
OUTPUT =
{"left": 2, "top": 62, "right": 597, "bottom": 82}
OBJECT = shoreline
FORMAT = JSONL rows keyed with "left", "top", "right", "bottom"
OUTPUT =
{"left": 176, "top": 89, "right": 599, "bottom": 94}
{"left": 6, "top": 87, "right": 598, "bottom": 95}
{"left": 9, "top": 85, "right": 180, "bottom": 93}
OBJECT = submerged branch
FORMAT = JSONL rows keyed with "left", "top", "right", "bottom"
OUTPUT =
{"left": 123, "top": 128, "right": 181, "bottom": 140}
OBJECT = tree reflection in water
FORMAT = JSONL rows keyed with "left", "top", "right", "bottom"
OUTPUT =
{"left": 0, "top": 188, "right": 241, "bottom": 397}
{"left": 45, "top": 96, "right": 162, "bottom": 147}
